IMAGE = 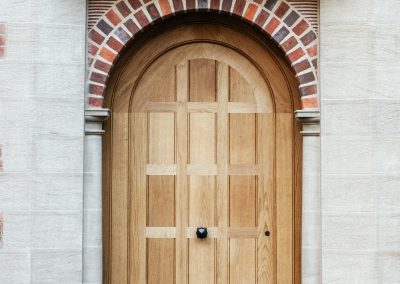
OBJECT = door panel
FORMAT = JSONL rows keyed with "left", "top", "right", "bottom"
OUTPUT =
{"left": 104, "top": 23, "right": 301, "bottom": 284}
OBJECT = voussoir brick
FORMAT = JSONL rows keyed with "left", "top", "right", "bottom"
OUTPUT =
{"left": 146, "top": 4, "right": 161, "bottom": 20}
{"left": 293, "top": 19, "right": 309, "bottom": 36}
{"left": 89, "top": 97, "right": 104, "bottom": 107}
{"left": 244, "top": 4, "right": 258, "bottom": 21}
{"left": 264, "top": 17, "right": 280, "bottom": 36}
{"left": 233, "top": 0, "right": 246, "bottom": 16}
{"left": 275, "top": 2, "right": 289, "bottom": 18}
{"left": 134, "top": 10, "right": 150, "bottom": 27}
{"left": 106, "top": 9, "right": 122, "bottom": 26}
{"left": 158, "top": 0, "right": 173, "bottom": 15}
{"left": 255, "top": 10, "right": 270, "bottom": 27}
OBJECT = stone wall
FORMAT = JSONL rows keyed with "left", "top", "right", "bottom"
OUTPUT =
{"left": 320, "top": 1, "right": 400, "bottom": 282}
{"left": 0, "top": 1, "right": 86, "bottom": 283}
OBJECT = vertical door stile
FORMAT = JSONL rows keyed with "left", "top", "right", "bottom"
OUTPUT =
{"left": 216, "top": 62, "right": 229, "bottom": 284}
{"left": 276, "top": 114, "right": 294, "bottom": 284}
{"left": 129, "top": 112, "right": 148, "bottom": 283}
{"left": 176, "top": 61, "right": 189, "bottom": 284}
{"left": 257, "top": 113, "right": 275, "bottom": 283}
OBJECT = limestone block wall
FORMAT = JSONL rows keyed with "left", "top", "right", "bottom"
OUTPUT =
{"left": 0, "top": 0, "right": 86, "bottom": 283}
{"left": 320, "top": 1, "right": 400, "bottom": 282}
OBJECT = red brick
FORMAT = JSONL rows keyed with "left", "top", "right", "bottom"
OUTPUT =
{"left": 244, "top": 4, "right": 258, "bottom": 21}
{"left": 281, "top": 36, "right": 297, "bottom": 52}
{"left": 255, "top": 10, "right": 269, "bottom": 27}
{"left": 312, "top": 58, "right": 318, "bottom": 69}
{"left": 124, "top": 19, "right": 139, "bottom": 35}
{"left": 146, "top": 4, "right": 161, "bottom": 20}
{"left": 107, "top": 36, "right": 124, "bottom": 52}
{"left": 297, "top": 72, "right": 315, "bottom": 85}
{"left": 0, "top": 23, "right": 6, "bottom": 34}
{"left": 264, "top": 17, "right": 280, "bottom": 35}
{"left": 106, "top": 9, "right": 122, "bottom": 26}
{"left": 264, "top": 0, "right": 277, "bottom": 11}
{"left": 115, "top": 26, "right": 131, "bottom": 44}
{"left": 198, "top": 0, "right": 208, "bottom": 9}
{"left": 284, "top": 11, "right": 299, "bottom": 27}
{"left": 301, "top": 96, "right": 318, "bottom": 109}
{"left": 293, "top": 19, "right": 309, "bottom": 36}
{"left": 94, "top": 60, "right": 113, "bottom": 73}
{"left": 292, "top": 59, "right": 311, "bottom": 73}
{"left": 128, "top": 0, "right": 141, "bottom": 10}
{"left": 89, "top": 83, "right": 105, "bottom": 95}
{"left": 89, "top": 30, "right": 105, "bottom": 45}
{"left": 253, "top": 0, "right": 262, "bottom": 4}
{"left": 275, "top": 2, "right": 289, "bottom": 18}
{"left": 90, "top": 72, "right": 108, "bottom": 85}
{"left": 0, "top": 35, "right": 5, "bottom": 46}
{"left": 99, "top": 47, "right": 117, "bottom": 63}
{"left": 301, "top": 30, "right": 317, "bottom": 47}
{"left": 307, "top": 44, "right": 318, "bottom": 57}
{"left": 88, "top": 44, "right": 99, "bottom": 56}
{"left": 300, "top": 84, "right": 317, "bottom": 96}
{"left": 116, "top": 1, "right": 132, "bottom": 17}
{"left": 135, "top": 10, "right": 150, "bottom": 27}
{"left": 222, "top": 0, "right": 233, "bottom": 12}
{"left": 233, "top": 0, "right": 246, "bottom": 16}
{"left": 89, "top": 97, "right": 104, "bottom": 107}
{"left": 173, "top": 0, "right": 184, "bottom": 12}
{"left": 287, "top": 47, "right": 305, "bottom": 63}
{"left": 142, "top": 0, "right": 151, "bottom": 3}
{"left": 159, "top": 0, "right": 172, "bottom": 15}
{"left": 187, "top": 0, "right": 196, "bottom": 10}
{"left": 97, "top": 19, "right": 113, "bottom": 35}
{"left": 273, "top": 26, "right": 289, "bottom": 43}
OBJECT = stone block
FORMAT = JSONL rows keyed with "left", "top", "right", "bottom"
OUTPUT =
{"left": 0, "top": 251, "right": 30, "bottom": 283}
{"left": 33, "top": 97, "right": 83, "bottom": 137}
{"left": 1, "top": 211, "right": 31, "bottom": 250}
{"left": 31, "top": 249, "right": 82, "bottom": 283}
{"left": 322, "top": 174, "right": 377, "bottom": 213}
{"left": 83, "top": 246, "right": 102, "bottom": 283}
{"left": 0, "top": 173, "right": 31, "bottom": 210}
{"left": 323, "top": 213, "right": 377, "bottom": 250}
{"left": 32, "top": 173, "right": 83, "bottom": 211}
{"left": 33, "top": 136, "right": 83, "bottom": 173}
{"left": 322, "top": 250, "right": 378, "bottom": 284}
{"left": 31, "top": 211, "right": 82, "bottom": 249}
{"left": 83, "top": 209, "right": 102, "bottom": 247}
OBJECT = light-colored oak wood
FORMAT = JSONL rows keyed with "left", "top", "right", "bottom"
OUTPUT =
{"left": 216, "top": 61, "right": 229, "bottom": 284}
{"left": 104, "top": 22, "right": 302, "bottom": 284}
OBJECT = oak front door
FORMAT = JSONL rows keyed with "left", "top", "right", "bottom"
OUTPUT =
{"left": 104, "top": 22, "right": 301, "bottom": 284}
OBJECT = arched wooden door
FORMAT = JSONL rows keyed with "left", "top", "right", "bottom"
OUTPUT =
{"left": 103, "top": 20, "right": 302, "bottom": 284}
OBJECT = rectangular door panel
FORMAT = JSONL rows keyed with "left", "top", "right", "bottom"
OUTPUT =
{"left": 147, "top": 239, "right": 175, "bottom": 284}
{"left": 229, "top": 239, "right": 256, "bottom": 284}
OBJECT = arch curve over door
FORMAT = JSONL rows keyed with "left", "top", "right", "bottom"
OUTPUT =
{"left": 103, "top": 22, "right": 302, "bottom": 284}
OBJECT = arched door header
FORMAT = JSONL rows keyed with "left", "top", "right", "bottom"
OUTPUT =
{"left": 87, "top": 0, "right": 318, "bottom": 110}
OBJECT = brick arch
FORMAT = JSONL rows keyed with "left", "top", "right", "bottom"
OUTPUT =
{"left": 87, "top": 0, "right": 318, "bottom": 109}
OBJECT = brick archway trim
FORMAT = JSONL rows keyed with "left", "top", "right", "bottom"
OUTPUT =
{"left": 87, "top": 0, "right": 319, "bottom": 109}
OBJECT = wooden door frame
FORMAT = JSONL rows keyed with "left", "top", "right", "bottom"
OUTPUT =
{"left": 100, "top": 13, "right": 304, "bottom": 283}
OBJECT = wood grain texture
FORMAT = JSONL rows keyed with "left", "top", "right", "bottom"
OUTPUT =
{"left": 103, "top": 22, "right": 302, "bottom": 284}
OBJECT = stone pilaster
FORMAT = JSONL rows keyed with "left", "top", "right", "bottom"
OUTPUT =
{"left": 83, "top": 108, "right": 109, "bottom": 283}
{"left": 295, "top": 109, "right": 321, "bottom": 283}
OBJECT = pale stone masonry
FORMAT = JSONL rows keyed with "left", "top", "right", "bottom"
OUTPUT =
{"left": 0, "top": 0, "right": 86, "bottom": 283}
{"left": 321, "top": 1, "right": 400, "bottom": 282}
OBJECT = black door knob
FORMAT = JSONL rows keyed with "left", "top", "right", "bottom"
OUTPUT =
{"left": 196, "top": 227, "right": 208, "bottom": 239}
